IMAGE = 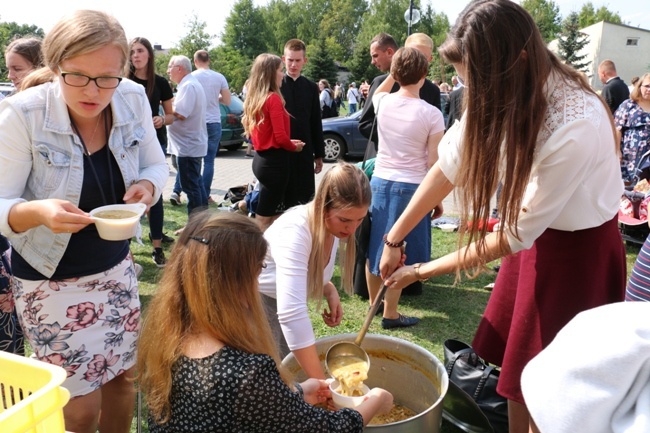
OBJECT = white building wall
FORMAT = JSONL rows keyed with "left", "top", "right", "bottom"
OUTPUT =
{"left": 549, "top": 21, "right": 650, "bottom": 90}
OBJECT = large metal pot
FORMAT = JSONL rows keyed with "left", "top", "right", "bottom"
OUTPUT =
{"left": 281, "top": 333, "right": 448, "bottom": 432}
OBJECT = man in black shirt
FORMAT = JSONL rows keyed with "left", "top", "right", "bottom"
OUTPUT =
{"left": 359, "top": 32, "right": 441, "bottom": 149}
{"left": 598, "top": 59, "right": 630, "bottom": 114}
{"left": 280, "top": 39, "right": 324, "bottom": 207}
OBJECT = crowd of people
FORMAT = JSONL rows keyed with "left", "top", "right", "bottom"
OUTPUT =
{"left": 1, "top": 1, "right": 649, "bottom": 432}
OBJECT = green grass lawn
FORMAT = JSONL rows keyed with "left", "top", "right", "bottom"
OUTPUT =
{"left": 129, "top": 203, "right": 641, "bottom": 432}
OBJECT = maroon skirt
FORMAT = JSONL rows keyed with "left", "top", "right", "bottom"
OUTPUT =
{"left": 472, "top": 216, "right": 626, "bottom": 404}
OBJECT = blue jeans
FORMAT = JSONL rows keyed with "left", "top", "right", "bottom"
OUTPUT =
{"left": 348, "top": 103, "right": 357, "bottom": 114}
{"left": 202, "top": 122, "right": 222, "bottom": 198}
{"left": 177, "top": 156, "right": 207, "bottom": 215}
{"left": 172, "top": 155, "right": 181, "bottom": 195}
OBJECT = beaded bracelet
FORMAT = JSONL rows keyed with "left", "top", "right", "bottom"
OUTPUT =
{"left": 413, "top": 263, "right": 428, "bottom": 282}
{"left": 383, "top": 234, "right": 405, "bottom": 248}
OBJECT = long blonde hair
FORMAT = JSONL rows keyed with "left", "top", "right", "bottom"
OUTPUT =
{"left": 242, "top": 53, "right": 285, "bottom": 138}
{"left": 306, "top": 163, "right": 371, "bottom": 303}
{"left": 23, "top": 10, "right": 128, "bottom": 91}
{"left": 136, "top": 211, "right": 290, "bottom": 424}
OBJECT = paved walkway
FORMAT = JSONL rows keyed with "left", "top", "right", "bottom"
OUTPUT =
{"left": 163, "top": 150, "right": 460, "bottom": 214}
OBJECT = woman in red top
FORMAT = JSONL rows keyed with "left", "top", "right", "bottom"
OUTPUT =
{"left": 243, "top": 54, "right": 304, "bottom": 231}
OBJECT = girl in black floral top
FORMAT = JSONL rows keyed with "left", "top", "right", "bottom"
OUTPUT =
{"left": 137, "top": 212, "right": 392, "bottom": 432}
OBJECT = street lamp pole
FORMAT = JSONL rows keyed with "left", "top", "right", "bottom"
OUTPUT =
{"left": 408, "top": 0, "right": 415, "bottom": 36}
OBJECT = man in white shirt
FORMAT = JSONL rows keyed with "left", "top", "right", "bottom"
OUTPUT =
{"left": 192, "top": 50, "right": 230, "bottom": 204}
{"left": 167, "top": 55, "right": 208, "bottom": 215}
{"left": 347, "top": 82, "right": 359, "bottom": 113}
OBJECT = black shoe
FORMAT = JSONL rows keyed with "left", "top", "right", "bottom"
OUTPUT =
{"left": 381, "top": 314, "right": 419, "bottom": 329}
{"left": 149, "top": 232, "right": 174, "bottom": 244}
{"left": 152, "top": 248, "right": 166, "bottom": 268}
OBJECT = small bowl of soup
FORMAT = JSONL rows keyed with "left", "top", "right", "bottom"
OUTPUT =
{"left": 90, "top": 203, "right": 147, "bottom": 241}
{"left": 329, "top": 380, "right": 370, "bottom": 409}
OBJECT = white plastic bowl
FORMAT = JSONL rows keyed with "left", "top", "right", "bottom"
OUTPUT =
{"left": 329, "top": 380, "right": 370, "bottom": 409}
{"left": 438, "top": 223, "right": 457, "bottom": 233}
{"left": 90, "top": 203, "right": 146, "bottom": 241}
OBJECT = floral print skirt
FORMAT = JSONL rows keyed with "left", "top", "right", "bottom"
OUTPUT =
{"left": 13, "top": 255, "right": 140, "bottom": 397}
{"left": 0, "top": 242, "right": 23, "bottom": 355}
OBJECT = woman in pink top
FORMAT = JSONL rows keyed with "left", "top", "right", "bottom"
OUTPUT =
{"left": 365, "top": 47, "right": 445, "bottom": 330}
{"left": 242, "top": 54, "right": 304, "bottom": 231}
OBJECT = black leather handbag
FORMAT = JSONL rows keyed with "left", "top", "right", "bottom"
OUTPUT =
{"left": 443, "top": 339, "right": 509, "bottom": 433}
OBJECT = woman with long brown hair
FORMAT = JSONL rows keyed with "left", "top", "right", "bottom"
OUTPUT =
{"left": 4, "top": 36, "right": 43, "bottom": 92}
{"left": 138, "top": 211, "right": 392, "bottom": 432}
{"left": 242, "top": 53, "right": 304, "bottom": 231}
{"left": 380, "top": 0, "right": 626, "bottom": 431}
{"left": 128, "top": 36, "right": 175, "bottom": 267}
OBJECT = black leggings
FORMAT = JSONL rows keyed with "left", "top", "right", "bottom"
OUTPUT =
{"left": 252, "top": 148, "right": 291, "bottom": 217}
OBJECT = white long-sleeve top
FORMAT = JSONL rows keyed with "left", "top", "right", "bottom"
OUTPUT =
{"left": 438, "top": 73, "right": 623, "bottom": 252}
{"left": 258, "top": 206, "right": 338, "bottom": 351}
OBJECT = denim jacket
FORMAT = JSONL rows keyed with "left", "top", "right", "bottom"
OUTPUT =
{"left": 0, "top": 78, "right": 168, "bottom": 278}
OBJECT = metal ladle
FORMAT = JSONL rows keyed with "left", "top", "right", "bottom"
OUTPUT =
{"left": 325, "top": 283, "right": 389, "bottom": 376}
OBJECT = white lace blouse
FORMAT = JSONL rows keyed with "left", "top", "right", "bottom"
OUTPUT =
{"left": 438, "top": 72, "right": 624, "bottom": 252}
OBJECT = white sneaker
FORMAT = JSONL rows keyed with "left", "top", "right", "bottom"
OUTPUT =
{"left": 170, "top": 192, "right": 182, "bottom": 206}
{"left": 134, "top": 263, "right": 143, "bottom": 278}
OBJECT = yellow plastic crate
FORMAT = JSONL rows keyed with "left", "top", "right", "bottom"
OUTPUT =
{"left": 0, "top": 351, "right": 70, "bottom": 433}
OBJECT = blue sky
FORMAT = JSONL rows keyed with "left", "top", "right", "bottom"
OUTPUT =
{"left": 1, "top": 0, "right": 647, "bottom": 49}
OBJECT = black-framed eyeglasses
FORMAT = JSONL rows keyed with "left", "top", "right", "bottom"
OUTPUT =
{"left": 58, "top": 66, "right": 122, "bottom": 89}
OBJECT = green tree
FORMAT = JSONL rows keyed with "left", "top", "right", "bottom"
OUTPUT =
{"left": 261, "top": 0, "right": 293, "bottom": 54}
{"left": 290, "top": 0, "right": 329, "bottom": 47}
{"left": 303, "top": 37, "right": 339, "bottom": 84}
{"left": 0, "top": 21, "right": 45, "bottom": 81}
{"left": 154, "top": 52, "right": 172, "bottom": 78}
{"left": 521, "top": 0, "right": 562, "bottom": 42}
{"left": 577, "top": 2, "right": 623, "bottom": 28}
{"left": 222, "top": 0, "right": 272, "bottom": 59}
{"left": 171, "top": 14, "right": 213, "bottom": 60}
{"left": 557, "top": 12, "right": 590, "bottom": 72}
{"left": 211, "top": 46, "right": 253, "bottom": 92}
{"left": 417, "top": 4, "right": 452, "bottom": 83}
{"left": 319, "top": 0, "right": 367, "bottom": 62}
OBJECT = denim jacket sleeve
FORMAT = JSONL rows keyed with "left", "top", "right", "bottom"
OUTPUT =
{"left": 0, "top": 98, "right": 34, "bottom": 236}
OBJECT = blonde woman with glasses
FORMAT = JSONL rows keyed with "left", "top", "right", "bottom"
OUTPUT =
{"left": 0, "top": 10, "right": 167, "bottom": 433}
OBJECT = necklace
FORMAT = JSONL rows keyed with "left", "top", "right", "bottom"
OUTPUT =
{"left": 69, "top": 107, "right": 116, "bottom": 206}
{"left": 84, "top": 113, "right": 103, "bottom": 155}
